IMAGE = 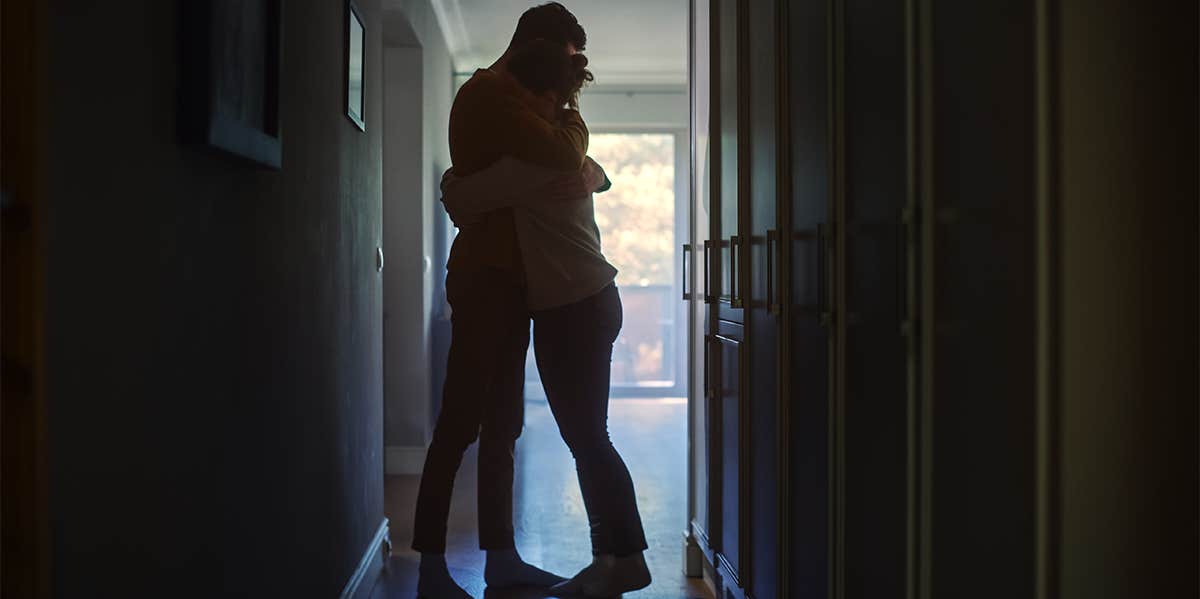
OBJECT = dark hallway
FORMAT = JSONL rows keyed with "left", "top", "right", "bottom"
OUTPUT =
{"left": 2, "top": 0, "right": 1197, "bottom": 598}
{"left": 374, "top": 399, "right": 707, "bottom": 598}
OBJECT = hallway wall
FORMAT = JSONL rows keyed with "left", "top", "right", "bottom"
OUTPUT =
{"left": 43, "top": 1, "right": 385, "bottom": 596}
{"left": 578, "top": 85, "right": 689, "bottom": 129}
{"left": 1057, "top": 1, "right": 1199, "bottom": 595}
{"left": 380, "top": 0, "right": 455, "bottom": 472}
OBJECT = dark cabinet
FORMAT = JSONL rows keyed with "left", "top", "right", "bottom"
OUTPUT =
{"left": 838, "top": 0, "right": 909, "bottom": 596}
{"left": 704, "top": 1, "right": 750, "bottom": 595}
{"left": 921, "top": 2, "right": 1038, "bottom": 596}
{"left": 713, "top": 0, "right": 745, "bottom": 324}
{"left": 710, "top": 327, "right": 745, "bottom": 587}
{"left": 784, "top": 0, "right": 833, "bottom": 595}
{"left": 744, "top": 0, "right": 781, "bottom": 596}
{"left": 690, "top": 3, "right": 1194, "bottom": 599}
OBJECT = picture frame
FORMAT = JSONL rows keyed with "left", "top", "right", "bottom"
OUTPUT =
{"left": 346, "top": 1, "right": 366, "bottom": 131}
{"left": 179, "top": 0, "right": 283, "bottom": 169}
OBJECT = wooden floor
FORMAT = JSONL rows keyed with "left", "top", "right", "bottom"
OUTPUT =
{"left": 371, "top": 399, "right": 712, "bottom": 599}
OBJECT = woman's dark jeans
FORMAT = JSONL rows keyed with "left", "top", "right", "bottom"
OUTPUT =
{"left": 533, "top": 284, "right": 648, "bottom": 557}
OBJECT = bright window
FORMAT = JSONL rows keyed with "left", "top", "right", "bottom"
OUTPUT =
{"left": 591, "top": 133, "right": 676, "bottom": 387}
{"left": 524, "top": 132, "right": 681, "bottom": 393}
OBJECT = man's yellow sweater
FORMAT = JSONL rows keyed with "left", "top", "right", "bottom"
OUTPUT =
{"left": 446, "top": 68, "right": 589, "bottom": 274}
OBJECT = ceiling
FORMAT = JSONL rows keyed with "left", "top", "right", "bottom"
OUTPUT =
{"left": 431, "top": 0, "right": 689, "bottom": 87}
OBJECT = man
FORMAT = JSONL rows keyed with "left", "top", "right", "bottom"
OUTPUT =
{"left": 410, "top": 4, "right": 591, "bottom": 598}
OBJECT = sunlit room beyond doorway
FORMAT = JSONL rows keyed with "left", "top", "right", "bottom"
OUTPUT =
{"left": 375, "top": 0, "right": 698, "bottom": 595}
{"left": 378, "top": 128, "right": 700, "bottom": 597}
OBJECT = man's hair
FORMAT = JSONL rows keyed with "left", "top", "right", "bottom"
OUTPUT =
{"left": 509, "top": 2, "right": 587, "bottom": 52}
{"left": 508, "top": 40, "right": 594, "bottom": 110}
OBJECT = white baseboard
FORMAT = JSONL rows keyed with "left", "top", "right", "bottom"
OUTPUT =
{"left": 340, "top": 518, "right": 391, "bottom": 599}
{"left": 385, "top": 445, "right": 427, "bottom": 475}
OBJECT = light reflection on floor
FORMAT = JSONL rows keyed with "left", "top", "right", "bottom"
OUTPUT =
{"left": 375, "top": 398, "right": 709, "bottom": 599}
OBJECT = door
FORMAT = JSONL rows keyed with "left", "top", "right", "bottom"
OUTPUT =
{"left": 744, "top": 0, "right": 782, "bottom": 596}
{"left": 713, "top": 0, "right": 745, "bottom": 323}
{"left": 917, "top": 2, "right": 1038, "bottom": 596}
{"left": 711, "top": 325, "right": 745, "bottom": 588}
{"left": 784, "top": 0, "right": 833, "bottom": 595}
{"left": 704, "top": 0, "right": 750, "bottom": 594}
{"left": 838, "top": 0, "right": 909, "bottom": 595}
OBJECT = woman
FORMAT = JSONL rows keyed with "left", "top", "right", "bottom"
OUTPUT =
{"left": 440, "top": 41, "right": 652, "bottom": 597}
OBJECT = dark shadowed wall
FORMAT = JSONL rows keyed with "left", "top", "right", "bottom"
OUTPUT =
{"left": 44, "top": 1, "right": 385, "bottom": 596}
{"left": 1057, "top": 1, "right": 1198, "bottom": 596}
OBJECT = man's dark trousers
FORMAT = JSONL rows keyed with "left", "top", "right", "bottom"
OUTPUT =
{"left": 412, "top": 266, "right": 528, "bottom": 553}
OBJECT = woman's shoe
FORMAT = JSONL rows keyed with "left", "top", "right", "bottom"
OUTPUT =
{"left": 550, "top": 552, "right": 652, "bottom": 597}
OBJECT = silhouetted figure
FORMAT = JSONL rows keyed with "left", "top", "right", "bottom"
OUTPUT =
{"left": 410, "top": 4, "right": 591, "bottom": 598}
{"left": 440, "top": 40, "right": 651, "bottom": 598}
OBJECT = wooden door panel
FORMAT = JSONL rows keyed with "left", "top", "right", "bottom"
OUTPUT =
{"left": 839, "top": 0, "right": 909, "bottom": 596}
{"left": 785, "top": 0, "right": 832, "bottom": 595}
{"left": 744, "top": 0, "right": 781, "bottom": 596}
{"left": 712, "top": 325, "right": 745, "bottom": 588}
{"left": 713, "top": 0, "right": 745, "bottom": 324}
{"left": 924, "top": 2, "right": 1038, "bottom": 597}
{"left": 690, "top": 0, "right": 714, "bottom": 552}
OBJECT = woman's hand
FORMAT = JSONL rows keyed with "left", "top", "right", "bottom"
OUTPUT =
{"left": 581, "top": 157, "right": 608, "bottom": 192}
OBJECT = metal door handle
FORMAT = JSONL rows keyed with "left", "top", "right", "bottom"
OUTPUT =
{"left": 899, "top": 207, "right": 915, "bottom": 336}
{"left": 817, "top": 224, "right": 830, "bottom": 326}
{"left": 704, "top": 239, "right": 714, "bottom": 304}
{"left": 729, "top": 235, "right": 743, "bottom": 308}
{"left": 682, "top": 244, "right": 693, "bottom": 301}
{"left": 766, "top": 229, "right": 780, "bottom": 314}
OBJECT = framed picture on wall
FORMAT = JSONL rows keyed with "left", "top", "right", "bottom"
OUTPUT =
{"left": 179, "top": 0, "right": 283, "bottom": 169}
{"left": 346, "top": 1, "right": 366, "bottom": 131}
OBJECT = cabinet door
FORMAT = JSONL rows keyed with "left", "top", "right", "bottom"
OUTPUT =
{"left": 785, "top": 0, "right": 833, "bottom": 595}
{"left": 713, "top": 0, "right": 745, "bottom": 324}
{"left": 711, "top": 325, "right": 746, "bottom": 590}
{"left": 920, "top": 2, "right": 1037, "bottom": 596}
{"left": 744, "top": 0, "right": 781, "bottom": 596}
{"left": 839, "top": 0, "right": 909, "bottom": 596}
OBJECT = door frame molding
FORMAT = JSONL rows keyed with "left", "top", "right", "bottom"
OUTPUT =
{"left": 1033, "top": 0, "right": 1062, "bottom": 595}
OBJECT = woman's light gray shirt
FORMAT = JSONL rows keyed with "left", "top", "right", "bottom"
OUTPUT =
{"left": 440, "top": 156, "right": 617, "bottom": 311}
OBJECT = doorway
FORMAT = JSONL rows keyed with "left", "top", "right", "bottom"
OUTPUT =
{"left": 523, "top": 131, "right": 689, "bottom": 399}
{"left": 516, "top": 126, "right": 695, "bottom": 591}
{"left": 377, "top": 1, "right": 700, "bottom": 595}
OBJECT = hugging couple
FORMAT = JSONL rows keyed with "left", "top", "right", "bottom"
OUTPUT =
{"left": 411, "top": 3, "right": 651, "bottom": 598}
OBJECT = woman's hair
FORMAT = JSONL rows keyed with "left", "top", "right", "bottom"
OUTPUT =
{"left": 508, "top": 39, "right": 594, "bottom": 111}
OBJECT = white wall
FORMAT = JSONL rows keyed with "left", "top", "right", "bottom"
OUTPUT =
{"left": 449, "top": 74, "right": 689, "bottom": 130}
{"left": 581, "top": 85, "right": 688, "bottom": 130}
{"left": 382, "top": 0, "right": 454, "bottom": 474}
{"left": 382, "top": 46, "right": 428, "bottom": 469}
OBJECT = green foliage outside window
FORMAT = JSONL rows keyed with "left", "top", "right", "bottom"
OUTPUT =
{"left": 590, "top": 134, "right": 675, "bottom": 287}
